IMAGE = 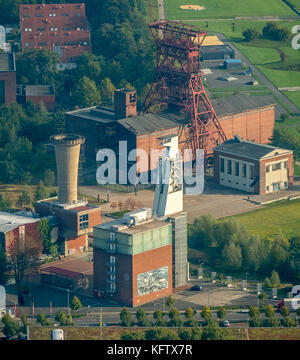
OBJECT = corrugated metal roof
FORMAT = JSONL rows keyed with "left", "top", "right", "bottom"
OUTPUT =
{"left": 211, "top": 95, "right": 275, "bottom": 118}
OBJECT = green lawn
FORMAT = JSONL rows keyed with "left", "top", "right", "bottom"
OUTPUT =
{"left": 256, "top": 66, "right": 300, "bottom": 88}
{"left": 164, "top": 0, "right": 295, "bottom": 19}
{"left": 235, "top": 43, "right": 281, "bottom": 65}
{"left": 224, "top": 199, "right": 300, "bottom": 240}
{"left": 295, "top": 163, "right": 300, "bottom": 176}
{"left": 282, "top": 91, "right": 300, "bottom": 108}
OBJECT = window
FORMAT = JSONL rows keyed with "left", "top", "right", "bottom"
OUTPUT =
{"left": 266, "top": 186, "right": 269, "bottom": 191}
{"left": 227, "top": 160, "right": 232, "bottom": 175}
{"left": 235, "top": 161, "right": 239, "bottom": 177}
{"left": 37, "top": 28, "right": 45, "bottom": 31}
{"left": 220, "top": 158, "right": 224, "bottom": 173}
{"left": 250, "top": 165, "right": 254, "bottom": 180}
{"left": 23, "top": 14, "right": 31, "bottom": 17}
{"left": 284, "top": 161, "right": 287, "bottom": 169}
{"left": 24, "top": 28, "right": 28, "bottom": 32}
{"left": 242, "top": 163, "right": 247, "bottom": 178}
{"left": 0, "top": 80, "right": 5, "bottom": 106}
{"left": 272, "top": 163, "right": 281, "bottom": 171}
{"left": 110, "top": 256, "right": 115, "bottom": 264}
{"left": 284, "top": 182, "right": 287, "bottom": 188}
{"left": 266, "top": 165, "right": 270, "bottom": 173}
{"left": 62, "top": 13, "right": 69, "bottom": 16}
{"left": 79, "top": 214, "right": 89, "bottom": 230}
{"left": 35, "top": 13, "right": 43, "bottom": 17}
{"left": 38, "top": 42, "right": 47, "bottom": 46}
{"left": 25, "top": 42, "right": 29, "bottom": 46}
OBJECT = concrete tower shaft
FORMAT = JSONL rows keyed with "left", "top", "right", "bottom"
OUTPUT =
{"left": 50, "top": 134, "right": 85, "bottom": 205}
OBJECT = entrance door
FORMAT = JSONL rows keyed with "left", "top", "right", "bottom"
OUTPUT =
{"left": 273, "top": 183, "right": 281, "bottom": 192}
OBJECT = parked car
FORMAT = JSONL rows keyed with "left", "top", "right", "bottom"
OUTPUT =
{"left": 221, "top": 320, "right": 231, "bottom": 327}
{"left": 190, "top": 285, "right": 202, "bottom": 291}
{"left": 5, "top": 278, "right": 16, "bottom": 286}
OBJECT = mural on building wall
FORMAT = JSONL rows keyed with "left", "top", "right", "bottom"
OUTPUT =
{"left": 137, "top": 266, "right": 168, "bottom": 297}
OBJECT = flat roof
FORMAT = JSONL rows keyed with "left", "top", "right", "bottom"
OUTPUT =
{"left": 95, "top": 217, "right": 170, "bottom": 235}
{"left": 0, "top": 53, "right": 15, "bottom": 72}
{"left": 41, "top": 266, "right": 83, "bottom": 278}
{"left": 214, "top": 136, "right": 292, "bottom": 160}
{"left": 23, "top": 85, "right": 55, "bottom": 96}
{"left": 0, "top": 211, "right": 38, "bottom": 233}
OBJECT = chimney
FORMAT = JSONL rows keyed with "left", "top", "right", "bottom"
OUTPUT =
{"left": 50, "top": 134, "right": 85, "bottom": 205}
{"left": 114, "top": 88, "right": 137, "bottom": 120}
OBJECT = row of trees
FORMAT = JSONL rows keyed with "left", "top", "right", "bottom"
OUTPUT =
{"left": 188, "top": 214, "right": 300, "bottom": 282}
{"left": 249, "top": 305, "right": 300, "bottom": 328}
{"left": 243, "top": 22, "right": 290, "bottom": 42}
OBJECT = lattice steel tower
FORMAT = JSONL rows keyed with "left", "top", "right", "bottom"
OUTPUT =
{"left": 143, "top": 20, "right": 227, "bottom": 167}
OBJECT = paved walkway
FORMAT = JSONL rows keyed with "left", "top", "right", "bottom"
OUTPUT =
{"left": 157, "top": 0, "right": 165, "bottom": 19}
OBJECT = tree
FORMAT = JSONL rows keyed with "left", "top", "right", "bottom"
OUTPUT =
{"left": 8, "top": 234, "right": 42, "bottom": 305}
{"left": 37, "top": 218, "right": 52, "bottom": 254}
{"left": 166, "top": 295, "right": 174, "bottom": 308}
{"left": 153, "top": 310, "right": 165, "bottom": 327}
{"left": 264, "top": 316, "right": 280, "bottom": 327}
{"left": 184, "top": 307, "right": 196, "bottom": 327}
{"left": 217, "top": 307, "right": 226, "bottom": 320}
{"left": 280, "top": 306, "right": 290, "bottom": 318}
{"left": 249, "top": 315, "right": 263, "bottom": 328}
{"left": 249, "top": 306, "right": 260, "bottom": 318}
{"left": 258, "top": 292, "right": 268, "bottom": 308}
{"left": 17, "top": 187, "right": 33, "bottom": 208}
{"left": 222, "top": 242, "right": 242, "bottom": 270}
{"left": 270, "top": 270, "right": 281, "bottom": 288}
{"left": 280, "top": 52, "right": 288, "bottom": 62}
{"left": 201, "top": 305, "right": 212, "bottom": 321}
{"left": 168, "top": 307, "right": 182, "bottom": 327}
{"left": 201, "top": 321, "right": 227, "bottom": 340}
{"left": 120, "top": 307, "right": 133, "bottom": 327}
{"left": 100, "top": 77, "right": 116, "bottom": 105}
{"left": 178, "top": 326, "right": 202, "bottom": 340}
{"left": 37, "top": 313, "right": 51, "bottom": 326}
{"left": 136, "top": 308, "right": 151, "bottom": 327}
{"left": 55, "top": 311, "right": 74, "bottom": 326}
{"left": 71, "top": 296, "right": 82, "bottom": 311}
{"left": 35, "top": 181, "right": 48, "bottom": 201}
{"left": 242, "top": 29, "right": 259, "bottom": 42}
{"left": 2, "top": 314, "right": 20, "bottom": 338}
{"left": 288, "top": 237, "right": 300, "bottom": 282}
{"left": 265, "top": 305, "right": 275, "bottom": 318}
{"left": 0, "top": 193, "right": 12, "bottom": 210}
{"left": 282, "top": 317, "right": 296, "bottom": 327}
{"left": 264, "top": 277, "right": 272, "bottom": 289}
{"left": 121, "top": 330, "right": 145, "bottom": 340}
{"left": 43, "top": 169, "right": 55, "bottom": 187}
{"left": 280, "top": 113, "right": 289, "bottom": 122}
{"left": 71, "top": 76, "right": 101, "bottom": 108}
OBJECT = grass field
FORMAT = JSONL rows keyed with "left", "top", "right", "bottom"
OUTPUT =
{"left": 164, "top": 0, "right": 295, "bottom": 19}
{"left": 295, "top": 164, "right": 300, "bottom": 176}
{"left": 256, "top": 65, "right": 300, "bottom": 88}
{"left": 235, "top": 44, "right": 281, "bottom": 65}
{"left": 224, "top": 199, "right": 300, "bottom": 240}
{"left": 248, "top": 328, "right": 300, "bottom": 340}
{"left": 282, "top": 91, "right": 300, "bottom": 108}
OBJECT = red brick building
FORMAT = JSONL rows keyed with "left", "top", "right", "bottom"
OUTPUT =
{"left": 17, "top": 84, "right": 56, "bottom": 110}
{"left": 214, "top": 136, "right": 294, "bottom": 195}
{"left": 35, "top": 200, "right": 101, "bottom": 255}
{"left": 20, "top": 3, "right": 91, "bottom": 63}
{"left": 93, "top": 209, "right": 187, "bottom": 307}
{"left": 0, "top": 211, "right": 42, "bottom": 255}
{"left": 66, "top": 90, "right": 275, "bottom": 175}
{"left": 0, "top": 53, "right": 16, "bottom": 106}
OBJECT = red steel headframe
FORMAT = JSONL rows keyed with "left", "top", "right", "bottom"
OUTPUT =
{"left": 142, "top": 20, "right": 227, "bottom": 166}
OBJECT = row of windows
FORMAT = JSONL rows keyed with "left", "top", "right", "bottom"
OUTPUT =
{"left": 266, "top": 182, "right": 287, "bottom": 192}
{"left": 24, "top": 41, "right": 89, "bottom": 47}
{"left": 266, "top": 161, "right": 287, "bottom": 172}
{"left": 220, "top": 158, "right": 254, "bottom": 179}
{"left": 79, "top": 214, "right": 89, "bottom": 230}
{"left": 22, "top": 13, "right": 82, "bottom": 18}
{"left": 24, "top": 27, "right": 86, "bottom": 32}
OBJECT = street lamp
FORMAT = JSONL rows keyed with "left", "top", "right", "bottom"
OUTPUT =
{"left": 67, "top": 288, "right": 70, "bottom": 317}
